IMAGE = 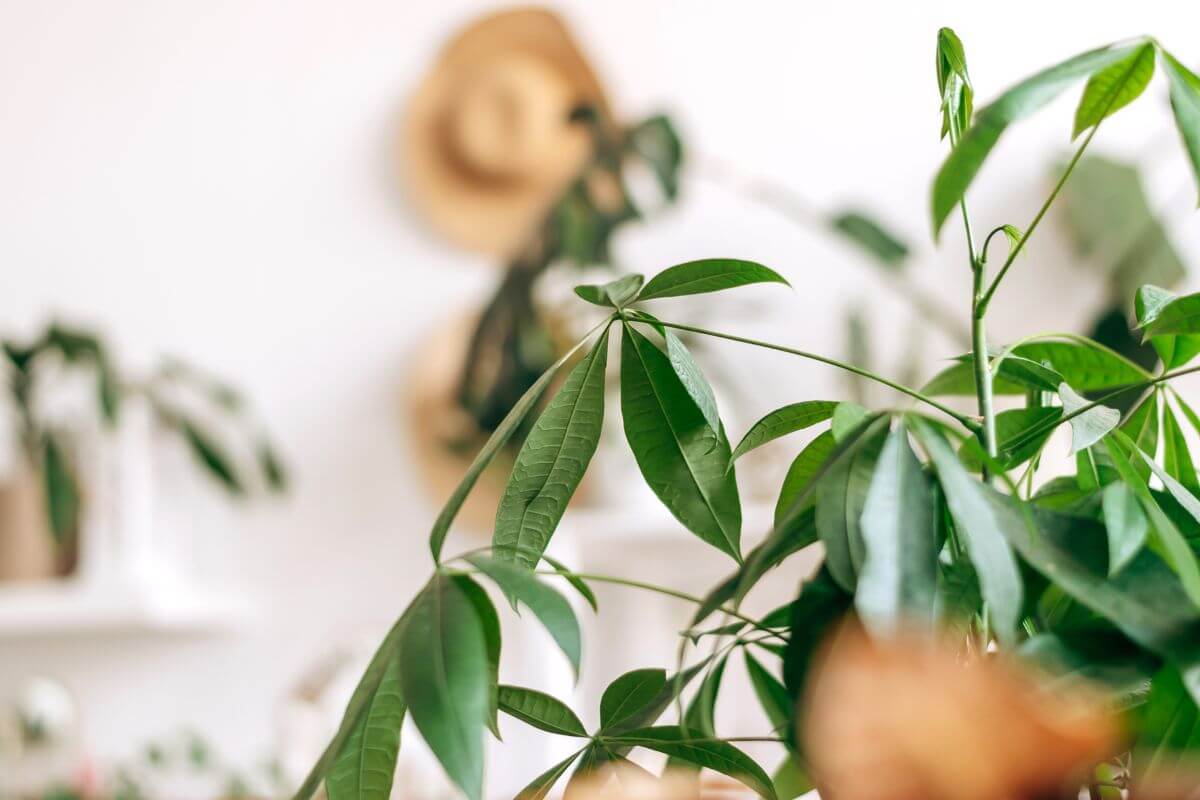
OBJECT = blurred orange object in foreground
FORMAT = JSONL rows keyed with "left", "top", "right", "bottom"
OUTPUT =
{"left": 802, "top": 624, "right": 1120, "bottom": 800}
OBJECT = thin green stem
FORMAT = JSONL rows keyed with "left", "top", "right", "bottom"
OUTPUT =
{"left": 977, "top": 119, "right": 1105, "bottom": 315}
{"left": 646, "top": 318, "right": 979, "bottom": 431}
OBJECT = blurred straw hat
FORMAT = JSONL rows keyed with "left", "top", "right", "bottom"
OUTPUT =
{"left": 404, "top": 7, "right": 611, "bottom": 257}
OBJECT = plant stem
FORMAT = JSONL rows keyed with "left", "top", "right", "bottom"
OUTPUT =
{"left": 647, "top": 318, "right": 979, "bottom": 431}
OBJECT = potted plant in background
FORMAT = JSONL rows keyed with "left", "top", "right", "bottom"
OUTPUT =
{"left": 0, "top": 322, "right": 286, "bottom": 583}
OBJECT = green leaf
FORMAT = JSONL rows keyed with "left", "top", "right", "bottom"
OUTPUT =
{"left": 681, "top": 655, "right": 728, "bottom": 738}
{"left": 573, "top": 274, "right": 645, "bottom": 309}
{"left": 637, "top": 259, "right": 790, "bottom": 301}
{"left": 621, "top": 326, "right": 742, "bottom": 560}
{"left": 828, "top": 211, "right": 909, "bottom": 267}
{"left": 816, "top": 422, "right": 887, "bottom": 591}
{"left": 1103, "top": 481, "right": 1149, "bottom": 576}
{"left": 1161, "top": 50, "right": 1200, "bottom": 205}
{"left": 744, "top": 652, "right": 790, "bottom": 732}
{"left": 541, "top": 555, "right": 598, "bottom": 612}
{"left": 1164, "top": 405, "right": 1200, "bottom": 493}
{"left": 830, "top": 402, "right": 869, "bottom": 441}
{"left": 910, "top": 419, "right": 1023, "bottom": 645}
{"left": 514, "top": 753, "right": 580, "bottom": 800}
{"left": 604, "top": 727, "right": 776, "bottom": 800}
{"left": 41, "top": 434, "right": 79, "bottom": 544}
{"left": 936, "top": 27, "right": 973, "bottom": 140}
{"left": 1104, "top": 433, "right": 1200, "bottom": 608}
{"left": 1141, "top": 290, "right": 1200, "bottom": 339}
{"left": 601, "top": 661, "right": 710, "bottom": 738}
{"left": 1134, "top": 666, "right": 1200, "bottom": 781}
{"left": 923, "top": 340, "right": 1145, "bottom": 396}
{"left": 730, "top": 401, "right": 838, "bottom": 464}
{"left": 665, "top": 332, "right": 721, "bottom": 433}
{"left": 456, "top": 573, "right": 503, "bottom": 739}
{"left": 599, "top": 669, "right": 666, "bottom": 732}
{"left": 399, "top": 575, "right": 489, "bottom": 800}
{"left": 1137, "top": 285, "right": 1200, "bottom": 370}
{"left": 856, "top": 425, "right": 938, "bottom": 634}
{"left": 1059, "top": 383, "right": 1120, "bottom": 454}
{"left": 627, "top": 115, "right": 683, "bottom": 200}
{"left": 257, "top": 440, "right": 288, "bottom": 492}
{"left": 180, "top": 419, "right": 242, "bottom": 495}
{"left": 493, "top": 330, "right": 609, "bottom": 568}
{"left": 466, "top": 555, "right": 581, "bottom": 678}
{"left": 931, "top": 41, "right": 1142, "bottom": 236}
{"left": 772, "top": 758, "right": 814, "bottom": 800}
{"left": 497, "top": 686, "right": 587, "bottom": 737}
{"left": 959, "top": 406, "right": 1062, "bottom": 471}
{"left": 1072, "top": 43, "right": 1155, "bottom": 137}
{"left": 774, "top": 432, "right": 835, "bottom": 525}
{"left": 1123, "top": 391, "right": 1161, "bottom": 483}
{"left": 782, "top": 567, "right": 853, "bottom": 708}
{"left": 429, "top": 329, "right": 603, "bottom": 561}
{"left": 325, "top": 656, "right": 406, "bottom": 800}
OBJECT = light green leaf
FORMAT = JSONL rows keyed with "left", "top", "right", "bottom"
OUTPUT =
{"left": 399, "top": 575, "right": 489, "bottom": 800}
{"left": 828, "top": 211, "right": 909, "bottom": 267}
{"left": 1102, "top": 481, "right": 1148, "bottom": 576}
{"left": 744, "top": 652, "right": 790, "bottom": 731}
{"left": 1072, "top": 43, "right": 1155, "bottom": 137}
{"left": 599, "top": 669, "right": 667, "bottom": 732}
{"left": 621, "top": 326, "right": 742, "bottom": 560}
{"left": 515, "top": 753, "right": 580, "bottom": 800}
{"left": 665, "top": 332, "right": 721, "bottom": 433}
{"left": 574, "top": 274, "right": 645, "bottom": 309}
{"left": 772, "top": 758, "right": 814, "bottom": 800}
{"left": 959, "top": 406, "right": 1062, "bottom": 471}
{"left": 816, "top": 421, "right": 887, "bottom": 591}
{"left": 1137, "top": 285, "right": 1200, "bottom": 370}
{"left": 910, "top": 420, "right": 1023, "bottom": 645}
{"left": 1161, "top": 51, "right": 1200, "bottom": 205}
{"left": 541, "top": 555, "right": 598, "bottom": 612}
{"left": 1164, "top": 405, "right": 1200, "bottom": 493}
{"left": 497, "top": 686, "right": 587, "bottom": 737}
{"left": 325, "top": 656, "right": 406, "bottom": 800}
{"left": 731, "top": 401, "right": 838, "bottom": 464}
{"left": 856, "top": 425, "right": 938, "bottom": 634}
{"left": 774, "top": 432, "right": 835, "bottom": 526}
{"left": 830, "top": 402, "right": 869, "bottom": 441}
{"left": 931, "top": 41, "right": 1142, "bottom": 236}
{"left": 638, "top": 259, "right": 790, "bottom": 301}
{"left": 466, "top": 555, "right": 581, "bottom": 678}
{"left": 604, "top": 726, "right": 776, "bottom": 800}
{"left": 1141, "top": 291, "right": 1200, "bottom": 339}
{"left": 429, "top": 328, "right": 604, "bottom": 561}
{"left": 1059, "top": 383, "right": 1120, "bottom": 454}
{"left": 936, "top": 27, "right": 973, "bottom": 140}
{"left": 494, "top": 330, "right": 608, "bottom": 568}
{"left": 923, "top": 340, "right": 1145, "bottom": 395}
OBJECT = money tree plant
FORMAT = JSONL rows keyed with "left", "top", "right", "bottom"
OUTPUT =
{"left": 296, "top": 30, "right": 1200, "bottom": 800}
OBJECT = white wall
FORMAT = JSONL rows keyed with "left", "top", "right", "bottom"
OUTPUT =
{"left": 1, "top": 0, "right": 1199, "bottom": 795}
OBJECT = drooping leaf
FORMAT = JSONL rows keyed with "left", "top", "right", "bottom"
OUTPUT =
{"left": 1163, "top": 405, "right": 1200, "bottom": 493}
{"left": 931, "top": 40, "right": 1143, "bottom": 235}
{"left": 325, "top": 656, "right": 406, "bottom": 800}
{"left": 454, "top": 575, "right": 503, "bottom": 739}
{"left": 41, "top": 434, "right": 79, "bottom": 544}
{"left": 399, "top": 575, "right": 489, "bottom": 800}
{"left": 515, "top": 753, "right": 581, "bottom": 800}
{"left": 730, "top": 401, "right": 838, "bottom": 464}
{"left": 828, "top": 211, "right": 909, "bottom": 267}
{"left": 1103, "top": 481, "right": 1150, "bottom": 576}
{"left": 1072, "top": 43, "right": 1156, "bottom": 137}
{"left": 429, "top": 329, "right": 603, "bottom": 560}
{"left": 744, "top": 652, "right": 790, "bottom": 732}
{"left": 958, "top": 406, "right": 1062, "bottom": 471}
{"left": 665, "top": 332, "right": 721, "bottom": 433}
{"left": 856, "top": 425, "right": 938, "bottom": 634}
{"left": 497, "top": 686, "right": 587, "bottom": 737}
{"left": 599, "top": 669, "right": 667, "bottom": 732}
{"left": 573, "top": 274, "right": 645, "bottom": 308}
{"left": 541, "top": 555, "right": 598, "bottom": 612}
{"left": 681, "top": 655, "right": 728, "bottom": 738}
{"left": 180, "top": 419, "right": 243, "bottom": 495}
{"left": 466, "top": 555, "right": 581, "bottom": 677}
{"left": 774, "top": 432, "right": 835, "bottom": 525}
{"left": 910, "top": 419, "right": 1023, "bottom": 645}
{"left": 1161, "top": 50, "right": 1200, "bottom": 205}
{"left": 637, "top": 259, "right": 790, "bottom": 301}
{"left": 815, "top": 422, "right": 887, "bottom": 591}
{"left": 604, "top": 726, "right": 776, "bottom": 800}
{"left": 621, "top": 326, "right": 742, "bottom": 560}
{"left": 1137, "top": 285, "right": 1200, "bottom": 370}
{"left": 1059, "top": 383, "right": 1121, "bottom": 454}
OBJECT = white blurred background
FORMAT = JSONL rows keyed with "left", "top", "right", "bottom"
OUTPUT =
{"left": 1, "top": 1, "right": 1199, "bottom": 797}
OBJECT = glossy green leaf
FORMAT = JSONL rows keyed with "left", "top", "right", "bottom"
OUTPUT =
{"left": 455, "top": 576, "right": 502, "bottom": 739}
{"left": 574, "top": 274, "right": 645, "bottom": 308}
{"left": 936, "top": 27, "right": 973, "bottom": 140}
{"left": 828, "top": 211, "right": 909, "bottom": 267}
{"left": 1059, "top": 383, "right": 1120, "bottom": 454}
{"left": 959, "top": 406, "right": 1062, "bottom": 471}
{"left": 856, "top": 425, "right": 938, "bottom": 634}
{"left": 541, "top": 555, "right": 598, "bottom": 612}
{"left": 911, "top": 420, "right": 1023, "bottom": 645}
{"left": 326, "top": 656, "right": 406, "bottom": 800}
{"left": 599, "top": 668, "right": 667, "bottom": 732}
{"left": 816, "top": 422, "right": 887, "bottom": 591}
{"left": 1103, "top": 481, "right": 1149, "bottom": 576}
{"left": 429, "top": 329, "right": 602, "bottom": 561}
{"left": 923, "top": 340, "right": 1144, "bottom": 395}
{"left": 497, "top": 686, "right": 587, "bottom": 737}
{"left": 744, "top": 652, "right": 790, "bottom": 732}
{"left": 637, "top": 259, "right": 790, "bottom": 301}
{"left": 515, "top": 753, "right": 580, "bottom": 800}
{"left": 730, "top": 401, "right": 838, "bottom": 464}
{"left": 1163, "top": 405, "right": 1200, "bottom": 493}
{"left": 1161, "top": 51, "right": 1200, "bottom": 205}
{"left": 621, "top": 326, "right": 742, "bottom": 561}
{"left": 774, "top": 432, "right": 835, "bottom": 526}
{"left": 665, "top": 332, "right": 721, "bottom": 433}
{"left": 1137, "top": 285, "right": 1200, "bottom": 370}
{"left": 466, "top": 555, "right": 581, "bottom": 678}
{"left": 1141, "top": 290, "right": 1200, "bottom": 339}
{"left": 604, "top": 726, "right": 776, "bottom": 800}
{"left": 41, "top": 434, "right": 79, "bottom": 544}
{"left": 399, "top": 575, "right": 489, "bottom": 800}
{"left": 493, "top": 330, "right": 608, "bottom": 568}
{"left": 931, "top": 41, "right": 1141, "bottom": 235}
{"left": 1072, "top": 43, "right": 1155, "bottom": 137}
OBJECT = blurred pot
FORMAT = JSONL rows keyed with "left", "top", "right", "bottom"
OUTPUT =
{"left": 0, "top": 469, "right": 75, "bottom": 581}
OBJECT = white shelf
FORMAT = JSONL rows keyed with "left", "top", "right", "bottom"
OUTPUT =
{"left": 0, "top": 574, "right": 250, "bottom": 638}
